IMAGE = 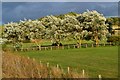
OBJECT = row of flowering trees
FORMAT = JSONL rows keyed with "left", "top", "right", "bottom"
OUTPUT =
{"left": 2, "top": 10, "right": 109, "bottom": 48}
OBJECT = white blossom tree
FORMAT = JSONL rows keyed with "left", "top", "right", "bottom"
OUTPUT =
{"left": 41, "top": 15, "right": 64, "bottom": 46}
{"left": 77, "top": 10, "right": 109, "bottom": 45}
{"left": 3, "top": 10, "right": 109, "bottom": 48}
{"left": 62, "top": 15, "right": 84, "bottom": 45}
{"left": 3, "top": 19, "right": 46, "bottom": 49}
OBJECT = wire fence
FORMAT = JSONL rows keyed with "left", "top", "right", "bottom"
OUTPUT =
{"left": 12, "top": 42, "right": 119, "bottom": 52}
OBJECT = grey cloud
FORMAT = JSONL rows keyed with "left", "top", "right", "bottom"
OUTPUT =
{"left": 2, "top": 0, "right": 120, "bottom": 2}
{"left": 2, "top": 2, "right": 118, "bottom": 24}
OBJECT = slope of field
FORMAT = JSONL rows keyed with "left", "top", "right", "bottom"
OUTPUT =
{"left": 19, "top": 46, "right": 118, "bottom": 78}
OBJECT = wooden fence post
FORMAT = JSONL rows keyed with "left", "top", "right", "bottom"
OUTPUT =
{"left": 56, "top": 64, "right": 59, "bottom": 69}
{"left": 98, "top": 75, "right": 102, "bottom": 80}
{"left": 62, "top": 46, "right": 64, "bottom": 49}
{"left": 82, "top": 69, "right": 85, "bottom": 78}
{"left": 74, "top": 45, "right": 76, "bottom": 49}
{"left": 58, "top": 46, "right": 60, "bottom": 50}
{"left": 85, "top": 44, "right": 88, "bottom": 48}
{"left": 39, "top": 46, "right": 41, "bottom": 50}
{"left": 92, "top": 44, "right": 94, "bottom": 47}
{"left": 67, "top": 67, "right": 70, "bottom": 74}
{"left": 45, "top": 47, "right": 47, "bottom": 50}
{"left": 56, "top": 64, "right": 59, "bottom": 71}
{"left": 104, "top": 43, "right": 105, "bottom": 46}
{"left": 47, "top": 62, "right": 49, "bottom": 67}
{"left": 77, "top": 45, "right": 80, "bottom": 48}
{"left": 110, "top": 42, "right": 111, "bottom": 46}
{"left": 50, "top": 46, "right": 52, "bottom": 50}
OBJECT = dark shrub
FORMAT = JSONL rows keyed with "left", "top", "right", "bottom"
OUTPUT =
{"left": 59, "top": 43, "right": 62, "bottom": 46}
{"left": 52, "top": 42, "right": 63, "bottom": 46}
{"left": 52, "top": 43, "right": 58, "bottom": 46}
{"left": 107, "top": 36, "right": 120, "bottom": 45}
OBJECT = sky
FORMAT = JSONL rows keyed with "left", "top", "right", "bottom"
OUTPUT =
{"left": 2, "top": 2, "right": 119, "bottom": 24}
{"left": 1, "top": 0, "right": 120, "bottom": 2}
{"left": 0, "top": 2, "right": 2, "bottom": 25}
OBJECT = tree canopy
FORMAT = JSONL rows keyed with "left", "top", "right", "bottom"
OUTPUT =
{"left": 3, "top": 10, "right": 110, "bottom": 47}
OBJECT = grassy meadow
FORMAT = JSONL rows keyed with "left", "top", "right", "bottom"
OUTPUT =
{"left": 18, "top": 46, "right": 118, "bottom": 78}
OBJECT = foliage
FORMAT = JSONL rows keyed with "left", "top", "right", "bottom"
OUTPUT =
{"left": 62, "top": 15, "right": 83, "bottom": 44}
{"left": 3, "top": 10, "right": 109, "bottom": 47}
{"left": 2, "top": 19, "right": 46, "bottom": 48}
{"left": 0, "top": 38, "right": 8, "bottom": 51}
{"left": 77, "top": 10, "right": 109, "bottom": 44}
{"left": 0, "top": 26, "right": 3, "bottom": 37}
{"left": 107, "top": 36, "right": 120, "bottom": 45}
{"left": 2, "top": 43, "right": 7, "bottom": 51}
{"left": 106, "top": 17, "right": 113, "bottom": 33}
{"left": 40, "top": 15, "right": 64, "bottom": 46}
{"left": 106, "top": 17, "right": 120, "bottom": 35}
{"left": 106, "top": 17, "right": 120, "bottom": 26}
{"left": 3, "top": 19, "right": 45, "bottom": 42}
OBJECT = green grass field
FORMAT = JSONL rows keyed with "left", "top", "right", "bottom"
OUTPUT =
{"left": 17, "top": 46, "right": 118, "bottom": 78}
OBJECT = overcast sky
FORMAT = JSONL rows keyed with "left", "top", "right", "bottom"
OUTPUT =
{"left": 0, "top": 2, "right": 2, "bottom": 25}
{"left": 2, "top": 2, "right": 118, "bottom": 24}
{"left": 2, "top": 0, "right": 120, "bottom": 2}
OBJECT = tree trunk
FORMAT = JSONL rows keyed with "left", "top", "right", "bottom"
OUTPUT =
{"left": 95, "top": 36, "right": 99, "bottom": 47}
{"left": 79, "top": 39, "right": 82, "bottom": 48}
{"left": 57, "top": 44, "right": 60, "bottom": 49}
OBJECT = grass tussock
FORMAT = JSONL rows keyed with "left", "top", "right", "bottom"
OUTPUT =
{"left": 2, "top": 51, "right": 88, "bottom": 78}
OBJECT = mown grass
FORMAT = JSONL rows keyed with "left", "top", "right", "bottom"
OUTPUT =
{"left": 18, "top": 46, "right": 118, "bottom": 78}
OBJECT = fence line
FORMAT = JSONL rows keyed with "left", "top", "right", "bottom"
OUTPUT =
{"left": 13, "top": 42, "right": 117, "bottom": 52}
{"left": 40, "top": 61, "right": 102, "bottom": 78}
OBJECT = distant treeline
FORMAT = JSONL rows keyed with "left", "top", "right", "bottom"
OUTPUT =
{"left": 106, "top": 17, "right": 120, "bottom": 26}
